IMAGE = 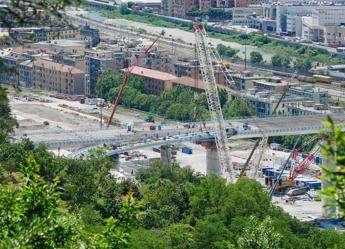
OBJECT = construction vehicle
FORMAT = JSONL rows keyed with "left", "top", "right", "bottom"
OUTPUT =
{"left": 149, "top": 124, "right": 156, "bottom": 130}
{"left": 194, "top": 23, "right": 233, "bottom": 181}
{"left": 271, "top": 144, "right": 320, "bottom": 193}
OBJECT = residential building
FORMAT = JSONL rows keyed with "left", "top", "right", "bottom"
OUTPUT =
{"left": 231, "top": 71, "right": 266, "bottom": 90}
{"left": 0, "top": 51, "right": 26, "bottom": 85}
{"left": 10, "top": 27, "right": 47, "bottom": 43}
{"left": 46, "top": 27, "right": 80, "bottom": 41}
{"left": 248, "top": 76, "right": 298, "bottom": 94}
{"left": 324, "top": 25, "right": 345, "bottom": 47}
{"left": 80, "top": 24, "right": 100, "bottom": 48}
{"left": 124, "top": 66, "right": 177, "bottom": 94}
{"left": 35, "top": 39, "right": 86, "bottom": 55}
{"left": 232, "top": 6, "right": 263, "bottom": 26}
{"left": 302, "top": 16, "right": 325, "bottom": 42}
{"left": 123, "top": 67, "right": 177, "bottom": 95}
{"left": 133, "top": 49, "right": 174, "bottom": 73}
{"left": 19, "top": 60, "right": 33, "bottom": 87}
{"left": 52, "top": 51, "right": 85, "bottom": 71}
{"left": 32, "top": 58, "right": 84, "bottom": 95}
{"left": 289, "top": 85, "right": 329, "bottom": 103}
{"left": 232, "top": 90, "right": 303, "bottom": 117}
{"left": 163, "top": 0, "right": 197, "bottom": 18}
{"left": 10, "top": 27, "right": 81, "bottom": 43}
{"left": 84, "top": 48, "right": 127, "bottom": 96}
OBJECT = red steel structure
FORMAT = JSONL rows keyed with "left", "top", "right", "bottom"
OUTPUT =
{"left": 106, "top": 36, "right": 160, "bottom": 127}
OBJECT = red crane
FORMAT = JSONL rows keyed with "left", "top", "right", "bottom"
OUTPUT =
{"left": 105, "top": 36, "right": 161, "bottom": 127}
{"left": 289, "top": 154, "right": 314, "bottom": 180}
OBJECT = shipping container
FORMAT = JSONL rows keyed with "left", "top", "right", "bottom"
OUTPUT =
{"left": 182, "top": 146, "right": 193, "bottom": 155}
{"left": 305, "top": 181, "right": 322, "bottom": 190}
{"left": 261, "top": 167, "right": 273, "bottom": 175}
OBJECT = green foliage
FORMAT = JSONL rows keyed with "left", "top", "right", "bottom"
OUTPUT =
{"left": 96, "top": 69, "right": 121, "bottom": 100}
{"left": 250, "top": 51, "right": 263, "bottom": 64}
{"left": 0, "top": 157, "right": 82, "bottom": 248}
{"left": 268, "top": 134, "right": 317, "bottom": 153}
{"left": 294, "top": 57, "right": 312, "bottom": 71}
{"left": 223, "top": 98, "right": 254, "bottom": 119}
{"left": 237, "top": 216, "right": 282, "bottom": 249}
{"left": 217, "top": 44, "right": 238, "bottom": 58}
{"left": 0, "top": 86, "right": 17, "bottom": 141}
{"left": 99, "top": 70, "right": 211, "bottom": 121}
{"left": 320, "top": 116, "right": 345, "bottom": 217}
{"left": 93, "top": 195, "right": 138, "bottom": 249}
{"left": 271, "top": 54, "right": 284, "bottom": 67}
{"left": 119, "top": 3, "right": 131, "bottom": 15}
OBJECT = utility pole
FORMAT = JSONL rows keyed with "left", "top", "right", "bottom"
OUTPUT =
{"left": 244, "top": 38, "right": 247, "bottom": 70}
{"left": 100, "top": 104, "right": 103, "bottom": 128}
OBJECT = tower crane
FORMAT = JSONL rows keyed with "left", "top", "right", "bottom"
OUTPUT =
{"left": 106, "top": 34, "right": 163, "bottom": 127}
{"left": 194, "top": 24, "right": 233, "bottom": 182}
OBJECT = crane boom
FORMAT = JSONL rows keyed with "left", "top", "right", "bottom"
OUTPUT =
{"left": 106, "top": 36, "right": 160, "bottom": 127}
{"left": 194, "top": 24, "right": 233, "bottom": 181}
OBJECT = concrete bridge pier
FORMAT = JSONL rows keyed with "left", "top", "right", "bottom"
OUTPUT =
{"left": 198, "top": 141, "right": 221, "bottom": 175}
{"left": 161, "top": 145, "right": 173, "bottom": 165}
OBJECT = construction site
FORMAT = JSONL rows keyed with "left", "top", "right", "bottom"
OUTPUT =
{"left": 7, "top": 21, "right": 345, "bottom": 229}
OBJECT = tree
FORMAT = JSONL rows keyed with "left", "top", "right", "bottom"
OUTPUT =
{"left": 223, "top": 99, "right": 254, "bottom": 119}
{"left": 217, "top": 44, "right": 238, "bottom": 58}
{"left": 119, "top": 3, "right": 131, "bottom": 15}
{"left": 0, "top": 86, "right": 17, "bottom": 142}
{"left": 250, "top": 51, "right": 263, "bottom": 64}
{"left": 237, "top": 216, "right": 282, "bottom": 249}
{"left": 165, "top": 224, "right": 196, "bottom": 249}
{"left": 281, "top": 56, "right": 291, "bottom": 68}
{"left": 271, "top": 54, "right": 283, "bottom": 67}
{"left": 0, "top": 157, "right": 82, "bottom": 248}
{"left": 96, "top": 69, "right": 121, "bottom": 100}
{"left": 294, "top": 58, "right": 312, "bottom": 71}
{"left": 320, "top": 116, "right": 345, "bottom": 217}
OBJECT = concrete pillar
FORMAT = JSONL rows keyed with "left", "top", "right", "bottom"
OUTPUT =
{"left": 161, "top": 145, "right": 172, "bottom": 165}
{"left": 198, "top": 141, "right": 221, "bottom": 175}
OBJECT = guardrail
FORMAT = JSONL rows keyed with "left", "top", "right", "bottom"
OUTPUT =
{"left": 68, "top": 124, "right": 340, "bottom": 158}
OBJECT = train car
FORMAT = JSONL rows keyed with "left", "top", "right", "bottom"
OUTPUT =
{"left": 313, "top": 74, "right": 332, "bottom": 84}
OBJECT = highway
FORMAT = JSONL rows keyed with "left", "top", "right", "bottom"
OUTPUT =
{"left": 14, "top": 114, "right": 345, "bottom": 151}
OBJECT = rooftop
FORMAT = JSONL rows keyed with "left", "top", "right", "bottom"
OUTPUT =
{"left": 36, "top": 39, "right": 86, "bottom": 47}
{"left": 173, "top": 76, "right": 227, "bottom": 90}
{"left": 33, "top": 58, "right": 84, "bottom": 74}
{"left": 125, "top": 66, "right": 177, "bottom": 81}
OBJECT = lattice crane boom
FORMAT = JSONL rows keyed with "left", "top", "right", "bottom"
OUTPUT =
{"left": 194, "top": 24, "right": 233, "bottom": 182}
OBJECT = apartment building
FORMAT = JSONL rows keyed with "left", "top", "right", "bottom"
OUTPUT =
{"left": 162, "top": 0, "right": 197, "bottom": 18}
{"left": 84, "top": 48, "right": 127, "bottom": 96}
{"left": 289, "top": 85, "right": 329, "bottom": 103}
{"left": 324, "top": 25, "right": 345, "bottom": 47}
{"left": 19, "top": 60, "right": 33, "bottom": 88}
{"left": 0, "top": 53, "right": 26, "bottom": 85}
{"left": 80, "top": 24, "right": 100, "bottom": 48}
{"left": 125, "top": 66, "right": 177, "bottom": 94}
{"left": 46, "top": 28, "right": 80, "bottom": 42}
{"left": 35, "top": 39, "right": 86, "bottom": 55}
{"left": 32, "top": 58, "right": 84, "bottom": 95}
{"left": 10, "top": 27, "right": 80, "bottom": 43}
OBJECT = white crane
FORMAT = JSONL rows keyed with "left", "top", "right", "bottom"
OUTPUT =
{"left": 194, "top": 24, "right": 233, "bottom": 182}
